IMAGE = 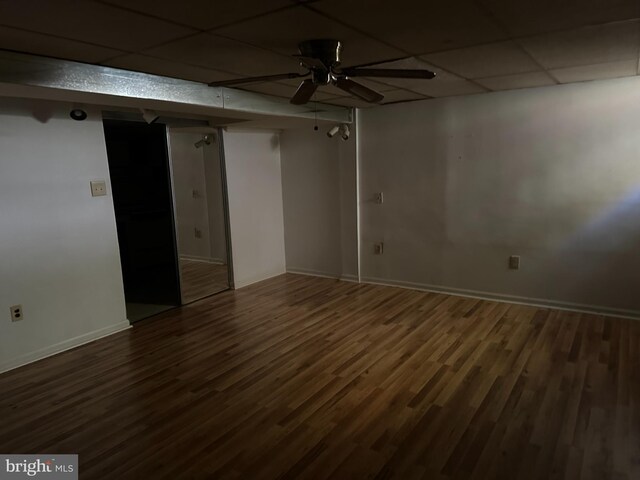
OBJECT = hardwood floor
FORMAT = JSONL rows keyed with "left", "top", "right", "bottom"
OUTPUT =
{"left": 0, "top": 274, "right": 638, "bottom": 479}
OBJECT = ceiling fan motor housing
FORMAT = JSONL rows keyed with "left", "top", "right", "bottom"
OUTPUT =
{"left": 298, "top": 39, "right": 342, "bottom": 69}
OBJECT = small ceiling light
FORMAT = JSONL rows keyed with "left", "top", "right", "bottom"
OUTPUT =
{"left": 327, "top": 125, "right": 340, "bottom": 138}
{"left": 141, "top": 108, "right": 159, "bottom": 124}
{"left": 327, "top": 123, "right": 350, "bottom": 140}
{"left": 340, "top": 124, "right": 350, "bottom": 141}
{"left": 69, "top": 108, "right": 87, "bottom": 121}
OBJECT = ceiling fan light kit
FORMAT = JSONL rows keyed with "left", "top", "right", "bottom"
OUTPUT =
{"left": 208, "top": 39, "right": 436, "bottom": 106}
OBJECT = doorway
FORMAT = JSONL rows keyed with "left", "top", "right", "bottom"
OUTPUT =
{"left": 103, "top": 119, "right": 181, "bottom": 322}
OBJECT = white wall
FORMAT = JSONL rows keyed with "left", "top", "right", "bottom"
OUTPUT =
{"left": 280, "top": 128, "right": 358, "bottom": 280}
{"left": 0, "top": 99, "right": 129, "bottom": 372}
{"left": 223, "top": 130, "right": 286, "bottom": 288}
{"left": 359, "top": 76, "right": 640, "bottom": 315}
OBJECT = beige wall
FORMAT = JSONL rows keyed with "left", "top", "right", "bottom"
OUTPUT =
{"left": 280, "top": 127, "right": 358, "bottom": 280}
{"left": 358, "top": 75, "right": 640, "bottom": 315}
{"left": 0, "top": 99, "right": 128, "bottom": 372}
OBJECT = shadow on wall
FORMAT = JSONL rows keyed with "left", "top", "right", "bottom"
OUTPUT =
{"left": 550, "top": 187, "right": 640, "bottom": 311}
{"left": 270, "top": 133, "right": 279, "bottom": 151}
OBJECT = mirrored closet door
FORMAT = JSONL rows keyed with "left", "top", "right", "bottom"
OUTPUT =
{"left": 168, "top": 128, "right": 232, "bottom": 304}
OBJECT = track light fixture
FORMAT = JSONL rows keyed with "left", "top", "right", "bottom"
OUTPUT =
{"left": 327, "top": 125, "right": 340, "bottom": 138}
{"left": 327, "top": 123, "right": 350, "bottom": 141}
{"left": 194, "top": 134, "right": 214, "bottom": 149}
{"left": 340, "top": 124, "right": 350, "bottom": 141}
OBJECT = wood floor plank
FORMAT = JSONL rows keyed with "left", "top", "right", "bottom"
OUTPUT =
{"left": 0, "top": 273, "right": 638, "bottom": 479}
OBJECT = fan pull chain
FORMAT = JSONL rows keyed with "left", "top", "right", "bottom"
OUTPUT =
{"left": 313, "top": 92, "right": 318, "bottom": 131}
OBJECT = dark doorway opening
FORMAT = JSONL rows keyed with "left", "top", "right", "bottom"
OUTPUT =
{"left": 103, "top": 119, "right": 181, "bottom": 322}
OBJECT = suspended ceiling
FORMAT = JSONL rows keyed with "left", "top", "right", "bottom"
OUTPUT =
{"left": 0, "top": 0, "right": 638, "bottom": 108}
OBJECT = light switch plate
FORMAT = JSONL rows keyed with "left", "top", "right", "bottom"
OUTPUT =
{"left": 374, "top": 192, "right": 384, "bottom": 204}
{"left": 509, "top": 255, "right": 520, "bottom": 270}
{"left": 90, "top": 180, "right": 107, "bottom": 197}
{"left": 374, "top": 242, "right": 384, "bottom": 255}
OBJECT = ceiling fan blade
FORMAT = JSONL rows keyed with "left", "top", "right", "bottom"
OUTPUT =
{"left": 293, "top": 55, "right": 326, "bottom": 70}
{"left": 290, "top": 79, "right": 318, "bottom": 105}
{"left": 208, "top": 72, "right": 307, "bottom": 87}
{"left": 334, "top": 77, "right": 384, "bottom": 103}
{"left": 341, "top": 68, "right": 436, "bottom": 80}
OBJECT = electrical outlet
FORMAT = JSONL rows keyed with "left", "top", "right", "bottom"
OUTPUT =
{"left": 374, "top": 192, "right": 384, "bottom": 204}
{"left": 509, "top": 255, "right": 520, "bottom": 270}
{"left": 194, "top": 227, "right": 202, "bottom": 239}
{"left": 374, "top": 242, "right": 384, "bottom": 255}
{"left": 10, "top": 304, "right": 23, "bottom": 322}
{"left": 90, "top": 180, "right": 107, "bottom": 197}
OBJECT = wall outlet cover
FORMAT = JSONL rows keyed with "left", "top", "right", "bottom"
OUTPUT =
{"left": 374, "top": 242, "right": 384, "bottom": 255}
{"left": 10, "top": 304, "right": 23, "bottom": 322}
{"left": 374, "top": 192, "right": 384, "bottom": 204}
{"left": 509, "top": 255, "right": 520, "bottom": 270}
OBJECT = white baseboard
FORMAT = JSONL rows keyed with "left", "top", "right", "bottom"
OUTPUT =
{"left": 0, "top": 321, "right": 131, "bottom": 374}
{"left": 235, "top": 268, "right": 287, "bottom": 289}
{"left": 340, "top": 274, "right": 359, "bottom": 283}
{"left": 286, "top": 268, "right": 360, "bottom": 283}
{"left": 179, "top": 254, "right": 225, "bottom": 265}
{"left": 360, "top": 276, "right": 640, "bottom": 320}
{"left": 287, "top": 267, "right": 340, "bottom": 279}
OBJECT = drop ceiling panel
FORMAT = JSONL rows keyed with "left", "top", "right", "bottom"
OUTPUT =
{"left": 101, "top": 0, "right": 293, "bottom": 30}
{"left": 311, "top": 0, "right": 507, "bottom": 54}
{"left": 479, "top": 0, "right": 640, "bottom": 37}
{"left": 476, "top": 71, "right": 556, "bottom": 91}
{"left": 550, "top": 60, "right": 639, "bottom": 84}
{"left": 237, "top": 82, "right": 297, "bottom": 98}
{"left": 323, "top": 96, "right": 377, "bottom": 108}
{"left": 422, "top": 41, "right": 541, "bottom": 79}
{"left": 352, "top": 57, "right": 486, "bottom": 97}
{"left": 0, "top": 0, "right": 196, "bottom": 51}
{"left": 379, "top": 89, "right": 428, "bottom": 104}
{"left": 0, "top": 26, "right": 123, "bottom": 63}
{"left": 103, "top": 54, "right": 235, "bottom": 83}
{"left": 276, "top": 80, "right": 353, "bottom": 100}
{"left": 519, "top": 20, "right": 640, "bottom": 69}
{"left": 145, "top": 33, "right": 303, "bottom": 76}
{"left": 214, "top": 7, "right": 403, "bottom": 66}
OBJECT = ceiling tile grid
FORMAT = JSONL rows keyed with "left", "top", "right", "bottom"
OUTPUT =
{"left": 550, "top": 59, "right": 640, "bottom": 84}
{"left": 213, "top": 6, "right": 405, "bottom": 67}
{"left": 421, "top": 41, "right": 542, "bottom": 79}
{"left": 476, "top": 71, "right": 557, "bottom": 91}
{"left": 0, "top": 25, "right": 123, "bottom": 63}
{"left": 100, "top": 0, "right": 294, "bottom": 31}
{"left": 0, "top": 0, "right": 638, "bottom": 107}
{"left": 103, "top": 54, "right": 237, "bottom": 83}
{"left": 517, "top": 20, "right": 640, "bottom": 70}
{"left": 0, "top": 0, "right": 197, "bottom": 51}
{"left": 143, "top": 33, "right": 303, "bottom": 77}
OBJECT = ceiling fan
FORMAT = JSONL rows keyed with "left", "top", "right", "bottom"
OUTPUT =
{"left": 207, "top": 39, "right": 436, "bottom": 105}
